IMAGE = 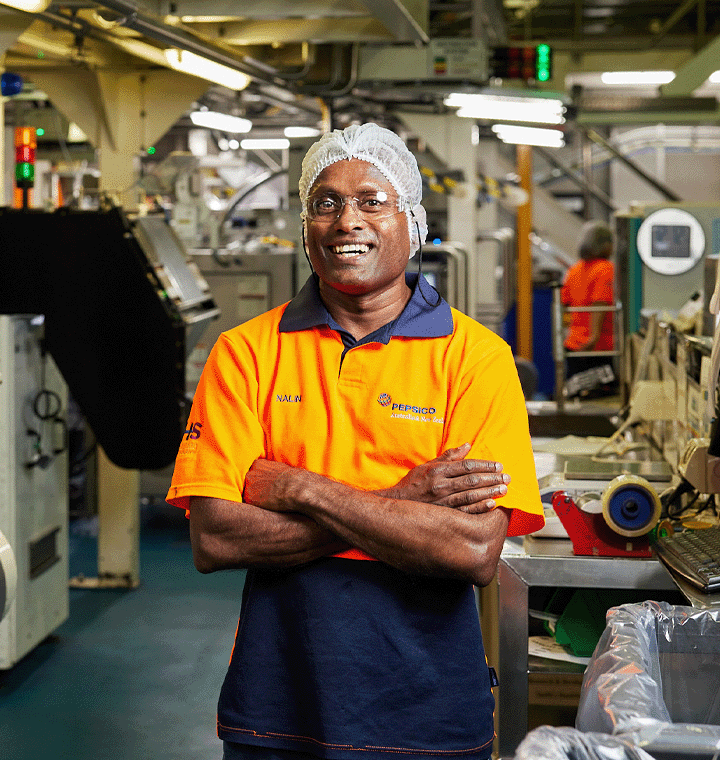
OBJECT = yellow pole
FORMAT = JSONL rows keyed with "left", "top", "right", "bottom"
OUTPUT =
{"left": 516, "top": 144, "right": 533, "bottom": 361}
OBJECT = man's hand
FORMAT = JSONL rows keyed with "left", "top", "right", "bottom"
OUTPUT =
{"left": 243, "top": 459, "right": 300, "bottom": 512}
{"left": 375, "top": 443, "right": 510, "bottom": 514}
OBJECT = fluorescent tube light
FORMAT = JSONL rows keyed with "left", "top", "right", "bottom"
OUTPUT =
{"left": 491, "top": 124, "right": 565, "bottom": 148}
{"left": 446, "top": 93, "right": 566, "bottom": 124}
{"left": 240, "top": 138, "right": 290, "bottom": 150}
{"left": 600, "top": 71, "right": 675, "bottom": 85}
{"left": 0, "top": 0, "right": 51, "bottom": 10}
{"left": 189, "top": 111, "right": 252, "bottom": 133}
{"left": 284, "top": 126, "right": 321, "bottom": 138}
{"left": 164, "top": 49, "right": 251, "bottom": 91}
{"left": 709, "top": 70, "right": 720, "bottom": 83}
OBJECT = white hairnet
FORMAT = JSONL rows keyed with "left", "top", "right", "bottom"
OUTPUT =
{"left": 299, "top": 123, "right": 428, "bottom": 255}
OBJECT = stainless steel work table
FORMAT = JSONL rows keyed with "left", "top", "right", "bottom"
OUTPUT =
{"left": 496, "top": 535, "right": 677, "bottom": 758}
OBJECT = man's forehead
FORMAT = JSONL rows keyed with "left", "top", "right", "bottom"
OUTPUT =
{"left": 311, "top": 158, "right": 392, "bottom": 191}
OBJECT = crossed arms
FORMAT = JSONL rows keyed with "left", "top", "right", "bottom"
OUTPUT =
{"left": 189, "top": 443, "right": 511, "bottom": 588}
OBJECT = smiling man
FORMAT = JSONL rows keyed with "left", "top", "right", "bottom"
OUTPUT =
{"left": 166, "top": 123, "right": 544, "bottom": 760}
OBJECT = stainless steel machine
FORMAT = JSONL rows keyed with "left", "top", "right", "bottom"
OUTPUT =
{"left": 186, "top": 247, "right": 296, "bottom": 395}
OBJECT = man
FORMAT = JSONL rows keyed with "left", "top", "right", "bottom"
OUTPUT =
{"left": 167, "top": 123, "right": 544, "bottom": 760}
{"left": 561, "top": 221, "right": 616, "bottom": 397}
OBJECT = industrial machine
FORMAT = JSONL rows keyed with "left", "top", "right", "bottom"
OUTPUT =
{"left": 0, "top": 315, "right": 68, "bottom": 668}
{"left": 0, "top": 204, "right": 220, "bottom": 649}
{"left": 616, "top": 203, "right": 720, "bottom": 337}
{"left": 188, "top": 247, "right": 295, "bottom": 373}
{"left": 0, "top": 203, "right": 219, "bottom": 471}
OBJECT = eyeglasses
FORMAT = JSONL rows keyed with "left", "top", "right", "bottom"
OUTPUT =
{"left": 306, "top": 191, "right": 409, "bottom": 222}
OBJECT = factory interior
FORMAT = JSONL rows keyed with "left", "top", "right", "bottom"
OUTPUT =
{"left": 5, "top": 1, "right": 720, "bottom": 759}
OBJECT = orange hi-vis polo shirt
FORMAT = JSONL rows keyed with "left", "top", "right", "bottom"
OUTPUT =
{"left": 167, "top": 274, "right": 544, "bottom": 541}
{"left": 166, "top": 273, "right": 544, "bottom": 760}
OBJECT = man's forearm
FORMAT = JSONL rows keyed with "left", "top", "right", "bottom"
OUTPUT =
{"left": 188, "top": 496, "right": 348, "bottom": 573}
{"left": 284, "top": 470, "right": 509, "bottom": 586}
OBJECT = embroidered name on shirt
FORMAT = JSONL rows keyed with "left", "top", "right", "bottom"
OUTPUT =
{"left": 276, "top": 394, "right": 302, "bottom": 403}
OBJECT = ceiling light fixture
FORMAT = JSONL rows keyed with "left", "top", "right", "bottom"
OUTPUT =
{"left": 284, "top": 126, "right": 321, "bottom": 138}
{"left": 0, "top": 0, "right": 51, "bottom": 10}
{"left": 491, "top": 124, "right": 565, "bottom": 148}
{"left": 708, "top": 71, "right": 720, "bottom": 83}
{"left": 445, "top": 93, "right": 566, "bottom": 124}
{"left": 240, "top": 138, "right": 291, "bottom": 150}
{"left": 189, "top": 111, "right": 252, "bottom": 133}
{"left": 600, "top": 71, "right": 675, "bottom": 85}
{"left": 164, "top": 49, "right": 251, "bottom": 91}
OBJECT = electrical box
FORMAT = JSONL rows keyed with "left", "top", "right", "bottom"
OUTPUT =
{"left": 0, "top": 315, "right": 68, "bottom": 669}
{"left": 358, "top": 39, "right": 488, "bottom": 82}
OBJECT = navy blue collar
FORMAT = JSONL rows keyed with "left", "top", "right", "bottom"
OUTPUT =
{"left": 279, "top": 273, "right": 454, "bottom": 342}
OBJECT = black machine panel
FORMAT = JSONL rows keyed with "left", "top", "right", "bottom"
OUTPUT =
{"left": 0, "top": 205, "right": 203, "bottom": 470}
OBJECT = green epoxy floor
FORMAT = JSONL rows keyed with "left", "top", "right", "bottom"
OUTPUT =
{"left": 0, "top": 508, "right": 246, "bottom": 760}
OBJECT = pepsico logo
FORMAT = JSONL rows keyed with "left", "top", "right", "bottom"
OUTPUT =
{"left": 377, "top": 393, "right": 392, "bottom": 407}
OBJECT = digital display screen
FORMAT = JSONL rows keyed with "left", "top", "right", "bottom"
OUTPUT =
{"left": 651, "top": 224, "right": 692, "bottom": 258}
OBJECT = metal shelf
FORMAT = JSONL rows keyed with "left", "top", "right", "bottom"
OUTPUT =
{"left": 495, "top": 536, "right": 677, "bottom": 758}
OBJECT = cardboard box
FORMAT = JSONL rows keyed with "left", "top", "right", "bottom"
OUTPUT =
{"left": 528, "top": 672, "right": 584, "bottom": 707}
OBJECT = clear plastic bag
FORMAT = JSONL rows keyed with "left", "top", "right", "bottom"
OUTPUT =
{"left": 576, "top": 600, "right": 720, "bottom": 758}
{"left": 513, "top": 725, "right": 655, "bottom": 760}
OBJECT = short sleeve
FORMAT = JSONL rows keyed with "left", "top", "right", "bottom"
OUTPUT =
{"left": 443, "top": 339, "right": 544, "bottom": 537}
{"left": 166, "top": 333, "right": 266, "bottom": 513}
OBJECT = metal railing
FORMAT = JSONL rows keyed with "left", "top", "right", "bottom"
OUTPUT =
{"left": 552, "top": 285, "right": 624, "bottom": 411}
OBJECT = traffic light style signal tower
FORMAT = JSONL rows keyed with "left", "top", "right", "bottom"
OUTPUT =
{"left": 490, "top": 44, "right": 552, "bottom": 82}
{"left": 14, "top": 127, "right": 36, "bottom": 209}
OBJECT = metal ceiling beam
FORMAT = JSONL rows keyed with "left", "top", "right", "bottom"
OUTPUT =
{"left": 0, "top": 10, "right": 35, "bottom": 58}
{"left": 182, "top": 18, "right": 395, "bottom": 45}
{"left": 94, "top": 0, "right": 291, "bottom": 88}
{"left": 661, "top": 32, "right": 720, "bottom": 95}
{"left": 577, "top": 108, "right": 720, "bottom": 124}
{"left": 578, "top": 94, "right": 718, "bottom": 113}
{"left": 360, "top": 0, "right": 429, "bottom": 43}
{"left": 157, "top": 0, "right": 370, "bottom": 18}
{"left": 647, "top": 0, "right": 698, "bottom": 48}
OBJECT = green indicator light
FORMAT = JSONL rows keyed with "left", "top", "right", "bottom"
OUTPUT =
{"left": 37, "top": 50, "right": 45, "bottom": 59}
{"left": 36, "top": 128, "right": 45, "bottom": 137}
{"left": 15, "top": 163, "right": 34, "bottom": 182}
{"left": 147, "top": 146, "right": 156, "bottom": 155}
{"left": 535, "top": 44, "right": 552, "bottom": 82}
